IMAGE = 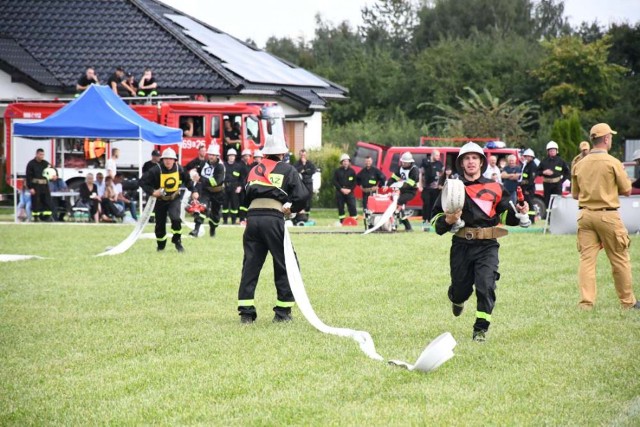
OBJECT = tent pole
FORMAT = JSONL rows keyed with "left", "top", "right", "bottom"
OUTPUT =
{"left": 12, "top": 123, "right": 17, "bottom": 224}
{"left": 138, "top": 139, "right": 143, "bottom": 213}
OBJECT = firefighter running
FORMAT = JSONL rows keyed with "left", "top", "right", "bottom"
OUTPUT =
{"left": 139, "top": 148, "right": 189, "bottom": 252}
{"left": 431, "top": 142, "right": 529, "bottom": 342}
{"left": 189, "top": 144, "right": 225, "bottom": 237}
{"left": 237, "top": 136, "right": 309, "bottom": 324}
{"left": 386, "top": 151, "right": 419, "bottom": 232}
{"left": 25, "top": 148, "right": 55, "bottom": 222}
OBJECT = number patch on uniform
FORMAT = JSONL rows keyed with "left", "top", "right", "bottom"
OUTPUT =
{"left": 269, "top": 173, "right": 284, "bottom": 188}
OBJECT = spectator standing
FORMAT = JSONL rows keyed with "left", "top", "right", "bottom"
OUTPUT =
{"left": 222, "top": 148, "right": 244, "bottom": 225}
{"left": 519, "top": 149, "right": 537, "bottom": 224}
{"left": 571, "top": 141, "right": 590, "bottom": 172}
{"left": 236, "top": 136, "right": 309, "bottom": 324}
{"left": 431, "top": 142, "right": 530, "bottom": 342}
{"left": 75, "top": 67, "right": 99, "bottom": 95}
{"left": 333, "top": 154, "right": 358, "bottom": 224}
{"left": 48, "top": 169, "right": 69, "bottom": 221}
{"left": 386, "top": 152, "right": 419, "bottom": 232}
{"left": 139, "top": 148, "right": 189, "bottom": 252}
{"left": 25, "top": 148, "right": 54, "bottom": 222}
{"left": 294, "top": 149, "right": 317, "bottom": 217}
{"left": 571, "top": 123, "right": 638, "bottom": 310}
{"left": 105, "top": 148, "right": 119, "bottom": 178}
{"left": 419, "top": 150, "right": 442, "bottom": 228}
{"left": 78, "top": 173, "right": 101, "bottom": 222}
{"left": 356, "top": 155, "right": 386, "bottom": 211}
{"left": 437, "top": 165, "right": 458, "bottom": 187}
{"left": 483, "top": 155, "right": 502, "bottom": 183}
{"left": 185, "top": 144, "right": 207, "bottom": 175}
{"left": 142, "top": 150, "right": 161, "bottom": 174}
{"left": 137, "top": 69, "right": 158, "bottom": 96}
{"left": 500, "top": 154, "right": 521, "bottom": 204}
{"left": 537, "top": 141, "right": 570, "bottom": 209}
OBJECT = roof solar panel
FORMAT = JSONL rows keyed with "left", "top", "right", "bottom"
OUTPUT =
{"left": 164, "top": 14, "right": 328, "bottom": 87}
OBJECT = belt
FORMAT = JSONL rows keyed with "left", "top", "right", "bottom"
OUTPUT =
{"left": 579, "top": 207, "right": 617, "bottom": 211}
{"left": 159, "top": 192, "right": 179, "bottom": 201}
{"left": 362, "top": 187, "right": 378, "bottom": 193}
{"left": 249, "top": 198, "right": 283, "bottom": 211}
{"left": 31, "top": 178, "right": 47, "bottom": 184}
{"left": 455, "top": 226, "right": 509, "bottom": 240}
{"left": 543, "top": 176, "right": 562, "bottom": 184}
{"left": 206, "top": 186, "right": 224, "bottom": 193}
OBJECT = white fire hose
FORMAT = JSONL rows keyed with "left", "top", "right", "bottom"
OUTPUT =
{"left": 284, "top": 227, "right": 456, "bottom": 371}
{"left": 95, "top": 196, "right": 156, "bottom": 257}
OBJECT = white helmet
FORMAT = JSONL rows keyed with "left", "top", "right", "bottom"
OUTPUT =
{"left": 456, "top": 142, "right": 487, "bottom": 174}
{"left": 241, "top": 149, "right": 252, "bottom": 156}
{"left": 339, "top": 153, "right": 350, "bottom": 162}
{"left": 207, "top": 144, "right": 220, "bottom": 156}
{"left": 633, "top": 149, "right": 640, "bottom": 161}
{"left": 253, "top": 149, "right": 263, "bottom": 158}
{"left": 546, "top": 141, "right": 559, "bottom": 151}
{"left": 161, "top": 147, "right": 177, "bottom": 160}
{"left": 227, "top": 148, "right": 237, "bottom": 156}
{"left": 400, "top": 152, "right": 414, "bottom": 163}
{"left": 522, "top": 148, "right": 535, "bottom": 158}
{"left": 43, "top": 166, "right": 57, "bottom": 180}
{"left": 262, "top": 135, "right": 289, "bottom": 155}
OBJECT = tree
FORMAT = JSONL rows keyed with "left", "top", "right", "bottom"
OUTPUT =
{"left": 532, "top": 35, "right": 627, "bottom": 114}
{"left": 531, "top": 0, "right": 571, "bottom": 39}
{"left": 422, "top": 87, "right": 539, "bottom": 146}
{"left": 550, "top": 111, "right": 582, "bottom": 160}
{"left": 360, "top": 0, "right": 418, "bottom": 54}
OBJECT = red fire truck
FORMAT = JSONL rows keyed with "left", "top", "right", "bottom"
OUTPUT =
{"left": 4, "top": 100, "right": 285, "bottom": 190}
{"left": 351, "top": 140, "right": 548, "bottom": 217}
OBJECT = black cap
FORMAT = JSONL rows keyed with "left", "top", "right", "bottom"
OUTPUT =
{"left": 151, "top": 150, "right": 161, "bottom": 156}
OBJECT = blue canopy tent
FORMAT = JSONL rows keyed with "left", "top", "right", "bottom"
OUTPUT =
{"left": 12, "top": 85, "right": 183, "bottom": 221}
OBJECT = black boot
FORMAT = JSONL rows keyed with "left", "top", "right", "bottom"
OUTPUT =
{"left": 209, "top": 225, "right": 216, "bottom": 237}
{"left": 402, "top": 219, "right": 413, "bottom": 232}
{"left": 172, "top": 234, "right": 184, "bottom": 253}
{"left": 189, "top": 224, "right": 200, "bottom": 237}
{"left": 157, "top": 240, "right": 166, "bottom": 252}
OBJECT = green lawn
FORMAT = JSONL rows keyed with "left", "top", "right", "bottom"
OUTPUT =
{"left": 0, "top": 221, "right": 638, "bottom": 425}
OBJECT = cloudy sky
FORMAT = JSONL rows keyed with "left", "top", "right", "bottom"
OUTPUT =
{"left": 160, "top": 0, "right": 640, "bottom": 48}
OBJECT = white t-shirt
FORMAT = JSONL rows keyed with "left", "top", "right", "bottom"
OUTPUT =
{"left": 96, "top": 180, "right": 106, "bottom": 197}
{"left": 105, "top": 158, "right": 117, "bottom": 178}
{"left": 113, "top": 183, "right": 123, "bottom": 198}
{"left": 483, "top": 165, "right": 502, "bottom": 183}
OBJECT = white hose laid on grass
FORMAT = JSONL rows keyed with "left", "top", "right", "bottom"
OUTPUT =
{"left": 95, "top": 196, "right": 156, "bottom": 257}
{"left": 363, "top": 192, "right": 398, "bottom": 235}
{"left": 284, "top": 227, "right": 384, "bottom": 361}
{"left": 0, "top": 254, "right": 45, "bottom": 262}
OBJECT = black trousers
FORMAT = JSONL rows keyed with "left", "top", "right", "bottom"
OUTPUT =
{"left": 237, "top": 210, "right": 294, "bottom": 318}
{"left": 521, "top": 186, "right": 536, "bottom": 223}
{"left": 543, "top": 182, "right": 562, "bottom": 211}
{"left": 336, "top": 191, "right": 357, "bottom": 219}
{"left": 154, "top": 197, "right": 181, "bottom": 246}
{"left": 195, "top": 191, "right": 223, "bottom": 229}
{"left": 448, "top": 239, "right": 500, "bottom": 332}
{"left": 303, "top": 181, "right": 313, "bottom": 212}
{"left": 422, "top": 188, "right": 440, "bottom": 221}
{"left": 223, "top": 186, "right": 240, "bottom": 223}
{"left": 32, "top": 184, "right": 53, "bottom": 220}
{"left": 238, "top": 189, "right": 247, "bottom": 220}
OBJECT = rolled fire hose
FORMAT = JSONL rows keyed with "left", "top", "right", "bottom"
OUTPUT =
{"left": 363, "top": 192, "right": 399, "bottom": 235}
{"left": 441, "top": 179, "right": 465, "bottom": 231}
{"left": 284, "top": 227, "right": 457, "bottom": 370}
{"left": 95, "top": 196, "right": 156, "bottom": 257}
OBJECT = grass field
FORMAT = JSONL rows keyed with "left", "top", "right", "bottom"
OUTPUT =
{"left": 0, "top": 215, "right": 639, "bottom": 425}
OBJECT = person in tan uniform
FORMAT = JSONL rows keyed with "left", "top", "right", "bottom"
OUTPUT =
{"left": 571, "top": 123, "right": 638, "bottom": 310}
{"left": 570, "top": 141, "right": 590, "bottom": 172}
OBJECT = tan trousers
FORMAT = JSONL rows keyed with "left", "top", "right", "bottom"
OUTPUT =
{"left": 576, "top": 209, "right": 636, "bottom": 308}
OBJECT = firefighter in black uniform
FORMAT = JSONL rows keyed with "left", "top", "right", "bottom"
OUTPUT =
{"left": 333, "top": 153, "right": 358, "bottom": 223}
{"left": 294, "top": 149, "right": 317, "bottom": 222}
{"left": 222, "top": 148, "right": 245, "bottom": 224}
{"left": 356, "top": 155, "right": 386, "bottom": 211}
{"left": 190, "top": 144, "right": 226, "bottom": 237}
{"left": 386, "top": 151, "right": 419, "bottom": 231}
{"left": 431, "top": 142, "right": 529, "bottom": 342}
{"left": 238, "top": 149, "right": 253, "bottom": 223}
{"left": 237, "top": 136, "right": 309, "bottom": 324}
{"left": 519, "top": 148, "right": 538, "bottom": 224}
{"left": 185, "top": 143, "right": 208, "bottom": 175}
{"left": 25, "top": 148, "right": 55, "bottom": 222}
{"left": 139, "top": 148, "right": 189, "bottom": 252}
{"left": 536, "top": 141, "right": 570, "bottom": 210}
